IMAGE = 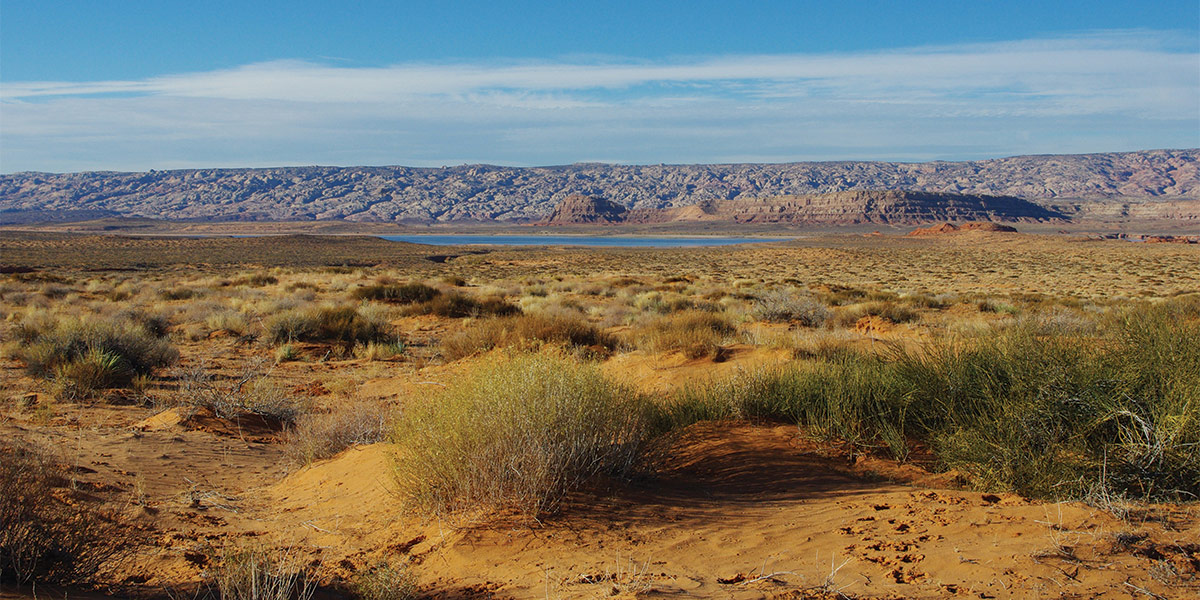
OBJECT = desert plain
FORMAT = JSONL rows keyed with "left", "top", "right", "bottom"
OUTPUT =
{"left": 0, "top": 224, "right": 1197, "bottom": 600}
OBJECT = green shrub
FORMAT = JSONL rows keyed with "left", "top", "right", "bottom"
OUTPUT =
{"left": 440, "top": 313, "right": 616, "bottom": 360}
{"left": 394, "top": 351, "right": 655, "bottom": 517}
{"left": 13, "top": 314, "right": 178, "bottom": 393}
{"left": 352, "top": 282, "right": 440, "bottom": 304}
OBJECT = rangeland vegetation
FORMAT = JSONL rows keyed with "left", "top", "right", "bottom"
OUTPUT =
{"left": 0, "top": 230, "right": 1197, "bottom": 598}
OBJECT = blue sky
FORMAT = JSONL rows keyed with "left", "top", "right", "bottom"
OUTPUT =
{"left": 1, "top": 1, "right": 1198, "bottom": 172}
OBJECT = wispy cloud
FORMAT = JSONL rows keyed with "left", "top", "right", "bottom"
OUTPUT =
{"left": 1, "top": 30, "right": 1196, "bottom": 172}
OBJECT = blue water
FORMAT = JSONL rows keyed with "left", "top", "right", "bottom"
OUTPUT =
{"left": 379, "top": 234, "right": 789, "bottom": 247}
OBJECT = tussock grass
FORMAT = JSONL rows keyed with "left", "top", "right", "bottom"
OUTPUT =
{"left": 230, "top": 273, "right": 279, "bottom": 287}
{"left": 440, "top": 313, "right": 616, "bottom": 360}
{"left": 353, "top": 340, "right": 406, "bottom": 361}
{"left": 630, "top": 310, "right": 734, "bottom": 359}
{"left": 394, "top": 351, "right": 655, "bottom": 517}
{"left": 158, "top": 286, "right": 205, "bottom": 301}
{"left": 666, "top": 301, "right": 1200, "bottom": 500}
{"left": 663, "top": 355, "right": 909, "bottom": 456}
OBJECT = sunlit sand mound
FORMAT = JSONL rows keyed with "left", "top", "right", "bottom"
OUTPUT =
{"left": 263, "top": 422, "right": 1187, "bottom": 599}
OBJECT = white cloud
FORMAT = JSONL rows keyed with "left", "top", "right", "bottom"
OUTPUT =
{"left": 1, "top": 30, "right": 1196, "bottom": 172}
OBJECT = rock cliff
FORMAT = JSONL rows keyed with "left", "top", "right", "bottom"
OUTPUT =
{"left": 619, "top": 190, "right": 1061, "bottom": 225}
{"left": 542, "top": 194, "right": 628, "bottom": 224}
{"left": 1, "top": 149, "right": 1195, "bottom": 223}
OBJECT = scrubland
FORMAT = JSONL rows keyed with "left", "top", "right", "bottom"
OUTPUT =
{"left": 0, "top": 230, "right": 1198, "bottom": 599}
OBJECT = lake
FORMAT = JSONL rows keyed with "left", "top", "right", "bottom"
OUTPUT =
{"left": 378, "top": 234, "right": 789, "bottom": 247}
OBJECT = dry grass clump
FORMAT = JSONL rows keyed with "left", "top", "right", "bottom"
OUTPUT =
{"left": 747, "top": 326, "right": 860, "bottom": 360}
{"left": 630, "top": 310, "right": 735, "bottom": 359}
{"left": 630, "top": 290, "right": 693, "bottom": 314}
{"left": 11, "top": 311, "right": 178, "bottom": 398}
{"left": 178, "top": 361, "right": 305, "bottom": 424}
{"left": 352, "top": 282, "right": 440, "bottom": 304}
{"left": 834, "top": 300, "right": 921, "bottom": 326}
{"left": 207, "top": 545, "right": 315, "bottom": 600}
{"left": 404, "top": 292, "right": 520, "bottom": 318}
{"left": 352, "top": 340, "right": 406, "bottom": 361}
{"left": 751, "top": 289, "right": 830, "bottom": 326}
{"left": 977, "top": 298, "right": 1019, "bottom": 314}
{"left": 440, "top": 313, "right": 616, "bottom": 360}
{"left": 287, "top": 401, "right": 393, "bottom": 465}
{"left": 0, "top": 440, "right": 131, "bottom": 586}
{"left": 158, "top": 286, "right": 206, "bottom": 301}
{"left": 814, "top": 285, "right": 898, "bottom": 306}
{"left": 205, "top": 310, "right": 252, "bottom": 336}
{"left": 1016, "top": 305, "right": 1098, "bottom": 336}
{"left": 230, "top": 273, "right": 279, "bottom": 287}
{"left": 394, "top": 351, "right": 655, "bottom": 517}
{"left": 350, "top": 559, "right": 417, "bottom": 600}
{"left": 265, "top": 304, "right": 394, "bottom": 348}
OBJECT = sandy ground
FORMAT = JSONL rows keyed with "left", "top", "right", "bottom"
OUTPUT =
{"left": 2, "top": 349, "right": 1196, "bottom": 599}
{"left": 1, "top": 232, "right": 1198, "bottom": 598}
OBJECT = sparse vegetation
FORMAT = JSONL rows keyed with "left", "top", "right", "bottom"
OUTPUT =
{"left": 1, "top": 230, "right": 1197, "bottom": 597}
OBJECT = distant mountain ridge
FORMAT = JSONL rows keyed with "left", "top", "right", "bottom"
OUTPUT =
{"left": 0, "top": 149, "right": 1195, "bottom": 224}
{"left": 543, "top": 191, "right": 1064, "bottom": 225}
